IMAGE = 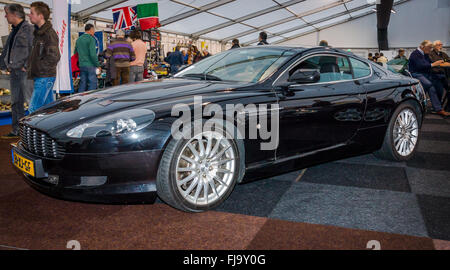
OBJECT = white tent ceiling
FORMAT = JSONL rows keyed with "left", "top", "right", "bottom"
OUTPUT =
{"left": 2, "top": 0, "right": 410, "bottom": 45}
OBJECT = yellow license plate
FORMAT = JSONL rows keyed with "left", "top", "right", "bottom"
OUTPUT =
{"left": 12, "top": 150, "right": 35, "bottom": 177}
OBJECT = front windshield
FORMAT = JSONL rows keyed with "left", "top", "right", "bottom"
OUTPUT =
{"left": 175, "top": 47, "right": 295, "bottom": 83}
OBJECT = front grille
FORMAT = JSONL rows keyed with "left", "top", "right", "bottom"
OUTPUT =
{"left": 19, "top": 124, "right": 66, "bottom": 159}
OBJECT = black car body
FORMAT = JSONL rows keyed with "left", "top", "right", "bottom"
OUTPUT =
{"left": 12, "top": 46, "right": 426, "bottom": 212}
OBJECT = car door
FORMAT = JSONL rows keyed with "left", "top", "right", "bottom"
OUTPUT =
{"left": 275, "top": 53, "right": 367, "bottom": 159}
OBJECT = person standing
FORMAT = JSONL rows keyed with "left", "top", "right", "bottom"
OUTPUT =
{"left": 129, "top": 30, "right": 147, "bottom": 83}
{"left": 230, "top": 39, "right": 240, "bottom": 49}
{"left": 167, "top": 46, "right": 184, "bottom": 74}
{"left": 75, "top": 23, "right": 100, "bottom": 92}
{"left": 181, "top": 50, "right": 188, "bottom": 64}
{"left": 409, "top": 40, "right": 448, "bottom": 117}
{"left": 106, "top": 29, "right": 135, "bottom": 86}
{"left": 257, "top": 32, "right": 269, "bottom": 45}
{"left": 394, "top": 49, "right": 407, "bottom": 60}
{"left": 0, "top": 4, "right": 34, "bottom": 139}
{"left": 319, "top": 40, "right": 328, "bottom": 46}
{"left": 377, "top": 53, "right": 388, "bottom": 64}
{"left": 27, "top": 1, "right": 60, "bottom": 114}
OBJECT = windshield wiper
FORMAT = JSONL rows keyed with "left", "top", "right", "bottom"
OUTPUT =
{"left": 180, "top": 73, "right": 222, "bottom": 81}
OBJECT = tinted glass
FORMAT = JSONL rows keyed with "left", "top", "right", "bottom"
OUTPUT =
{"left": 292, "top": 55, "right": 353, "bottom": 83}
{"left": 349, "top": 57, "right": 371, "bottom": 78}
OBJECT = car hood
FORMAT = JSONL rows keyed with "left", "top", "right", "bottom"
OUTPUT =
{"left": 21, "top": 78, "right": 250, "bottom": 133}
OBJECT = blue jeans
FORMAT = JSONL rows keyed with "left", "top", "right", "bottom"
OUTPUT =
{"left": 411, "top": 73, "right": 443, "bottom": 111}
{"left": 78, "top": 66, "right": 98, "bottom": 92}
{"left": 28, "top": 77, "right": 56, "bottom": 114}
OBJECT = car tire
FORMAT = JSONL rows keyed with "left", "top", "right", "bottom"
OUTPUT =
{"left": 374, "top": 100, "right": 422, "bottom": 161}
{"left": 156, "top": 121, "right": 243, "bottom": 212}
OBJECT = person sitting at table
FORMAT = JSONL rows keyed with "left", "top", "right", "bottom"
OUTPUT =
{"left": 429, "top": 40, "right": 450, "bottom": 110}
{"left": 409, "top": 40, "right": 449, "bottom": 117}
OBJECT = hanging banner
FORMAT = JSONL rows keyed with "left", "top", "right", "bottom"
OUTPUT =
{"left": 53, "top": 0, "right": 74, "bottom": 94}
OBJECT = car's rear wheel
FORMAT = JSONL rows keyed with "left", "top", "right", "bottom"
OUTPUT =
{"left": 374, "top": 100, "right": 421, "bottom": 161}
{"left": 156, "top": 124, "right": 241, "bottom": 212}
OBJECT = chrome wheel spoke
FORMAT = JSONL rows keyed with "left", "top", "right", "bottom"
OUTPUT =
{"left": 178, "top": 172, "right": 197, "bottom": 186}
{"left": 184, "top": 178, "right": 200, "bottom": 198}
{"left": 213, "top": 175, "right": 228, "bottom": 187}
{"left": 193, "top": 182, "right": 203, "bottom": 203}
{"left": 216, "top": 168, "right": 232, "bottom": 174}
{"left": 178, "top": 167, "right": 195, "bottom": 173}
{"left": 209, "top": 179, "right": 219, "bottom": 197}
{"left": 181, "top": 155, "right": 197, "bottom": 165}
{"left": 198, "top": 138, "right": 206, "bottom": 157}
{"left": 211, "top": 145, "right": 231, "bottom": 161}
{"left": 208, "top": 138, "right": 222, "bottom": 158}
{"left": 211, "top": 158, "right": 234, "bottom": 166}
{"left": 205, "top": 133, "right": 213, "bottom": 157}
{"left": 203, "top": 181, "right": 209, "bottom": 204}
{"left": 187, "top": 143, "right": 201, "bottom": 160}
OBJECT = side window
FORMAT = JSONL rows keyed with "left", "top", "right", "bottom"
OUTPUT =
{"left": 290, "top": 55, "right": 353, "bottom": 83}
{"left": 349, "top": 57, "right": 371, "bottom": 78}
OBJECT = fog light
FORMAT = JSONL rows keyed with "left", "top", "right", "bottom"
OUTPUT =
{"left": 79, "top": 176, "right": 107, "bottom": 187}
{"left": 46, "top": 175, "right": 59, "bottom": 185}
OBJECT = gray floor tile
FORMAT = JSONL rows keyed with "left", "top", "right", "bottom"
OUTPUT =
{"left": 417, "top": 194, "right": 450, "bottom": 241}
{"left": 421, "top": 124, "right": 450, "bottom": 133}
{"left": 406, "top": 167, "right": 450, "bottom": 197}
{"left": 420, "top": 131, "right": 450, "bottom": 142}
{"left": 334, "top": 154, "right": 406, "bottom": 168}
{"left": 301, "top": 163, "right": 410, "bottom": 192}
{"left": 269, "top": 182, "right": 428, "bottom": 237}
{"left": 269, "top": 170, "right": 305, "bottom": 182}
{"left": 407, "top": 152, "right": 450, "bottom": 171}
{"left": 417, "top": 140, "right": 450, "bottom": 154}
{"left": 215, "top": 179, "right": 292, "bottom": 217}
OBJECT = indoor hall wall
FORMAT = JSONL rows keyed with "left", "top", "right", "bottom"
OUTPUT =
{"left": 279, "top": 0, "right": 450, "bottom": 49}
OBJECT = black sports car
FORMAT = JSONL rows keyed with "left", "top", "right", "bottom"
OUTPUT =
{"left": 12, "top": 46, "right": 426, "bottom": 212}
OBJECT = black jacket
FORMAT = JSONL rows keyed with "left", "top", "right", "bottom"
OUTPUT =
{"left": 230, "top": 44, "right": 240, "bottom": 49}
{"left": 0, "top": 20, "right": 34, "bottom": 70}
{"left": 28, "top": 21, "right": 60, "bottom": 79}
{"left": 257, "top": 40, "right": 269, "bottom": 45}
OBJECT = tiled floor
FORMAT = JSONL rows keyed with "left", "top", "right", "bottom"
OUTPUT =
{"left": 0, "top": 114, "right": 449, "bottom": 250}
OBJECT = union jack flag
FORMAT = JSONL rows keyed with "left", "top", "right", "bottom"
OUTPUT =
{"left": 112, "top": 6, "right": 137, "bottom": 31}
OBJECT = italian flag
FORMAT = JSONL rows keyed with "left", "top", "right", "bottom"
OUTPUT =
{"left": 137, "top": 3, "right": 159, "bottom": 30}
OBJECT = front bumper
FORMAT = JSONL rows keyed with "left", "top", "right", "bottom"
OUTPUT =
{"left": 12, "top": 143, "right": 162, "bottom": 204}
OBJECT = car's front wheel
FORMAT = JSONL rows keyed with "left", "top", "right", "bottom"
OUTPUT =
{"left": 374, "top": 100, "right": 422, "bottom": 161}
{"left": 156, "top": 124, "right": 242, "bottom": 212}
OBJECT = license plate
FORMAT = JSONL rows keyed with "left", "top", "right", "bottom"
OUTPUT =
{"left": 12, "top": 149, "right": 35, "bottom": 177}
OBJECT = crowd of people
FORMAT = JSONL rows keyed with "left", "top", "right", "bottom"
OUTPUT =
{"left": 408, "top": 40, "right": 450, "bottom": 117}
{"left": 0, "top": 1, "right": 448, "bottom": 139}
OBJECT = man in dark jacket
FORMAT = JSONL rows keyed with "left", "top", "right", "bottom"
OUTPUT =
{"left": 257, "top": 32, "right": 269, "bottom": 45}
{"left": 409, "top": 40, "right": 448, "bottom": 117}
{"left": 230, "top": 39, "right": 240, "bottom": 49}
{"left": 0, "top": 4, "right": 34, "bottom": 139}
{"left": 167, "top": 46, "right": 184, "bottom": 74}
{"left": 27, "top": 1, "right": 60, "bottom": 114}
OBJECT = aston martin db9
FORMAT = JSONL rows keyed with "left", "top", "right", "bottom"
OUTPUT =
{"left": 12, "top": 46, "right": 426, "bottom": 212}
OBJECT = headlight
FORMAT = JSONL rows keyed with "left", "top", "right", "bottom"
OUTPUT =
{"left": 66, "top": 109, "right": 155, "bottom": 138}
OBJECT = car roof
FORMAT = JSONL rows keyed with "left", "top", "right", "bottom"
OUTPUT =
{"left": 241, "top": 45, "right": 354, "bottom": 55}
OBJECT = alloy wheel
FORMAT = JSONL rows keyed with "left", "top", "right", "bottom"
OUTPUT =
{"left": 393, "top": 108, "right": 419, "bottom": 157}
{"left": 175, "top": 131, "right": 236, "bottom": 206}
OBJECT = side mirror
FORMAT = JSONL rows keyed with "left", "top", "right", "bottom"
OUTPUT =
{"left": 289, "top": 70, "right": 320, "bottom": 84}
